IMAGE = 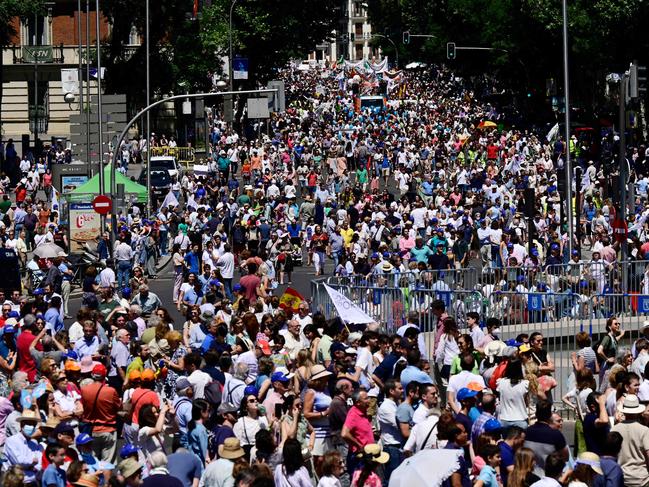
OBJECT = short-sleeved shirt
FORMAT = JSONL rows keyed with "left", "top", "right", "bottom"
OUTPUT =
{"left": 611, "top": 421, "right": 649, "bottom": 487}
{"left": 477, "top": 465, "right": 499, "bottom": 487}
{"left": 41, "top": 464, "right": 66, "bottom": 487}
{"left": 499, "top": 441, "right": 515, "bottom": 486}
{"left": 80, "top": 381, "right": 121, "bottom": 433}
{"left": 167, "top": 451, "right": 204, "bottom": 487}
{"left": 524, "top": 422, "right": 567, "bottom": 476}
{"left": 343, "top": 406, "right": 373, "bottom": 453}
{"left": 396, "top": 402, "right": 415, "bottom": 428}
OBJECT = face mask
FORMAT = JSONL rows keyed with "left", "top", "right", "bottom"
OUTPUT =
{"left": 492, "top": 328, "right": 501, "bottom": 335}
{"left": 22, "top": 424, "right": 36, "bottom": 437}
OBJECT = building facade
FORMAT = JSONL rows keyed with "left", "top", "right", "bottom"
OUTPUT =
{"left": 1, "top": 1, "right": 139, "bottom": 154}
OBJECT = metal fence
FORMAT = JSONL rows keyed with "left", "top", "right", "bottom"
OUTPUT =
{"left": 311, "top": 276, "right": 649, "bottom": 408}
{"left": 150, "top": 146, "right": 196, "bottom": 166}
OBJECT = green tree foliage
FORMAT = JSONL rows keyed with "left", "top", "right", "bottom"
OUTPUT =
{"left": 367, "top": 0, "right": 649, "bottom": 110}
{"left": 0, "top": 0, "right": 44, "bottom": 45}
{"left": 100, "top": 0, "right": 338, "bottom": 105}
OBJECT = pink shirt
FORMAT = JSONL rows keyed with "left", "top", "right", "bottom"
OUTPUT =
{"left": 343, "top": 406, "right": 373, "bottom": 453}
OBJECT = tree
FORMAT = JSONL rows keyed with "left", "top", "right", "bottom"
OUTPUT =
{"left": 0, "top": 0, "right": 45, "bottom": 139}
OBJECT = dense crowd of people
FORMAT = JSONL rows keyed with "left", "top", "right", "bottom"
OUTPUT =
{"left": 2, "top": 60, "right": 649, "bottom": 487}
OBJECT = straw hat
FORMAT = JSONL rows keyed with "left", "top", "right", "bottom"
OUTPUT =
{"left": 358, "top": 443, "right": 389, "bottom": 464}
{"left": 118, "top": 457, "right": 142, "bottom": 479}
{"left": 575, "top": 452, "right": 603, "bottom": 475}
{"left": 309, "top": 364, "right": 333, "bottom": 382}
{"left": 18, "top": 409, "right": 41, "bottom": 424}
{"left": 618, "top": 395, "right": 646, "bottom": 415}
{"left": 73, "top": 474, "right": 100, "bottom": 487}
{"left": 218, "top": 437, "right": 245, "bottom": 460}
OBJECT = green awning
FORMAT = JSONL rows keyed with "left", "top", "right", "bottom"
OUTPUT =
{"left": 68, "top": 165, "right": 148, "bottom": 203}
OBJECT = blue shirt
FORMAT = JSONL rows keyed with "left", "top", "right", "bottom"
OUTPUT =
{"left": 184, "top": 252, "right": 200, "bottom": 274}
{"left": 44, "top": 308, "right": 64, "bottom": 334}
{"left": 499, "top": 441, "right": 515, "bottom": 486}
{"left": 477, "top": 465, "right": 498, "bottom": 487}
{"left": 73, "top": 336, "right": 100, "bottom": 359}
{"left": 399, "top": 365, "right": 433, "bottom": 392}
{"left": 42, "top": 464, "right": 66, "bottom": 487}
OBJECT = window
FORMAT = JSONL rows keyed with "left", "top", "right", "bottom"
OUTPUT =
{"left": 355, "top": 45, "right": 363, "bottom": 60}
{"left": 355, "top": 23, "right": 363, "bottom": 36}
{"left": 25, "top": 16, "right": 49, "bottom": 46}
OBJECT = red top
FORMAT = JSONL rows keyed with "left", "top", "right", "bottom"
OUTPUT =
{"left": 80, "top": 381, "right": 122, "bottom": 433}
{"left": 240, "top": 274, "right": 261, "bottom": 303}
{"left": 129, "top": 387, "right": 160, "bottom": 425}
{"left": 343, "top": 405, "right": 373, "bottom": 453}
{"left": 17, "top": 330, "right": 41, "bottom": 382}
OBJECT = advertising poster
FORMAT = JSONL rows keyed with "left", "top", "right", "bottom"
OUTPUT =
{"left": 61, "top": 176, "right": 88, "bottom": 194}
{"left": 69, "top": 203, "right": 99, "bottom": 252}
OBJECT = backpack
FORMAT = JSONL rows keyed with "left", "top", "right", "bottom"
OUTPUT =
{"left": 204, "top": 381, "right": 223, "bottom": 408}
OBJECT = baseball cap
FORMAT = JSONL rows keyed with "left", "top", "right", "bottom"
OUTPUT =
{"left": 330, "top": 342, "right": 346, "bottom": 354}
{"left": 65, "top": 350, "right": 79, "bottom": 361}
{"left": 53, "top": 421, "right": 75, "bottom": 436}
{"left": 466, "top": 382, "right": 484, "bottom": 392}
{"left": 233, "top": 284, "right": 243, "bottom": 292}
{"left": 7, "top": 311, "right": 19, "bottom": 318}
{"left": 76, "top": 433, "right": 93, "bottom": 445}
{"left": 64, "top": 360, "right": 81, "bottom": 372}
{"left": 244, "top": 385, "right": 259, "bottom": 397}
{"left": 33, "top": 288, "right": 45, "bottom": 296}
{"left": 119, "top": 444, "right": 139, "bottom": 459}
{"left": 91, "top": 364, "right": 107, "bottom": 378}
{"left": 141, "top": 369, "right": 156, "bottom": 381}
{"left": 176, "top": 377, "right": 192, "bottom": 391}
{"left": 271, "top": 371, "right": 293, "bottom": 383}
{"left": 256, "top": 339, "right": 271, "bottom": 355}
{"left": 457, "top": 388, "right": 479, "bottom": 401}
{"left": 218, "top": 402, "right": 238, "bottom": 415}
{"left": 484, "top": 418, "right": 502, "bottom": 432}
{"left": 3, "top": 324, "right": 15, "bottom": 334}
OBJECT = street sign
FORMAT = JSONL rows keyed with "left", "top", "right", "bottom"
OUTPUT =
{"left": 233, "top": 57, "right": 249, "bottom": 80}
{"left": 92, "top": 195, "right": 112, "bottom": 215}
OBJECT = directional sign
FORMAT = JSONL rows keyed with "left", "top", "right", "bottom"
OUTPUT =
{"left": 92, "top": 195, "right": 112, "bottom": 215}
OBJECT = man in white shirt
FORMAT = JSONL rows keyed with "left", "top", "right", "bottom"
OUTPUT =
{"left": 235, "top": 339, "right": 271, "bottom": 383}
{"left": 377, "top": 379, "right": 404, "bottom": 480}
{"left": 184, "top": 352, "right": 212, "bottom": 400}
{"left": 412, "top": 383, "right": 440, "bottom": 424}
{"left": 98, "top": 260, "right": 117, "bottom": 290}
{"left": 446, "top": 354, "right": 485, "bottom": 414}
{"left": 279, "top": 319, "right": 308, "bottom": 360}
{"left": 214, "top": 244, "right": 235, "bottom": 300}
{"left": 114, "top": 240, "right": 134, "bottom": 290}
{"left": 403, "top": 409, "right": 440, "bottom": 453}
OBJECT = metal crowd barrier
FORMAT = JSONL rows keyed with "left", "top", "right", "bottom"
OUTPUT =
{"left": 311, "top": 276, "right": 649, "bottom": 408}
{"left": 150, "top": 146, "right": 196, "bottom": 166}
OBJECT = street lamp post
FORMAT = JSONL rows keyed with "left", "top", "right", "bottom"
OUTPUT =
{"left": 146, "top": 0, "right": 151, "bottom": 215}
{"left": 562, "top": 0, "right": 574, "bottom": 256}
{"left": 96, "top": 0, "right": 105, "bottom": 238}
{"left": 229, "top": 0, "right": 239, "bottom": 92}
{"left": 86, "top": 0, "right": 91, "bottom": 173}
{"left": 77, "top": 0, "right": 83, "bottom": 116}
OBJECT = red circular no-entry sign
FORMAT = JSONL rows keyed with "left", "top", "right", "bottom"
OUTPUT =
{"left": 92, "top": 195, "right": 113, "bottom": 215}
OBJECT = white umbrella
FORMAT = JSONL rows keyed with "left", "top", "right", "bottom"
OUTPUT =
{"left": 33, "top": 243, "right": 66, "bottom": 259}
{"left": 389, "top": 449, "right": 463, "bottom": 487}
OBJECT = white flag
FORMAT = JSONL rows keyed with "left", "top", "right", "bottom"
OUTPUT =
{"left": 160, "top": 190, "right": 179, "bottom": 209}
{"left": 51, "top": 188, "right": 59, "bottom": 211}
{"left": 324, "top": 284, "right": 375, "bottom": 324}
{"left": 61, "top": 68, "right": 79, "bottom": 95}
{"left": 546, "top": 123, "right": 559, "bottom": 142}
{"left": 186, "top": 194, "right": 198, "bottom": 210}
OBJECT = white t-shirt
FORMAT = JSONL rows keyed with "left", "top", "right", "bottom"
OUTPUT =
{"left": 496, "top": 378, "right": 530, "bottom": 421}
{"left": 216, "top": 253, "right": 235, "bottom": 279}
{"left": 447, "top": 370, "right": 485, "bottom": 395}
{"left": 233, "top": 416, "right": 269, "bottom": 446}
{"left": 188, "top": 369, "right": 213, "bottom": 399}
{"left": 356, "top": 347, "right": 379, "bottom": 397}
{"left": 404, "top": 414, "right": 444, "bottom": 452}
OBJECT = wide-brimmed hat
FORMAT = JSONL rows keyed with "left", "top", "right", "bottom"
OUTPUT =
{"left": 575, "top": 452, "right": 603, "bottom": 475}
{"left": 218, "top": 437, "right": 245, "bottom": 459}
{"left": 619, "top": 394, "right": 646, "bottom": 415}
{"left": 484, "top": 340, "right": 506, "bottom": 358}
{"left": 118, "top": 458, "right": 142, "bottom": 479}
{"left": 18, "top": 409, "right": 41, "bottom": 424}
{"left": 309, "top": 364, "right": 332, "bottom": 382}
{"left": 359, "top": 443, "right": 389, "bottom": 464}
{"left": 73, "top": 474, "right": 100, "bottom": 487}
{"left": 79, "top": 355, "right": 100, "bottom": 374}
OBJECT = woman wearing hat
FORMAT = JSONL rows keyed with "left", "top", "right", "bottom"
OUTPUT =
{"left": 303, "top": 364, "right": 333, "bottom": 468}
{"left": 350, "top": 444, "right": 389, "bottom": 487}
{"left": 566, "top": 451, "right": 604, "bottom": 486}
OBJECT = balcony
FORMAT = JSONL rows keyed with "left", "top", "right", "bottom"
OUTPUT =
{"left": 12, "top": 44, "right": 65, "bottom": 64}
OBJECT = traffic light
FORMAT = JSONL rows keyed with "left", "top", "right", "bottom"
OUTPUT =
{"left": 447, "top": 42, "right": 456, "bottom": 60}
{"left": 629, "top": 63, "right": 647, "bottom": 99}
{"left": 402, "top": 31, "right": 410, "bottom": 44}
{"left": 350, "top": 32, "right": 355, "bottom": 42}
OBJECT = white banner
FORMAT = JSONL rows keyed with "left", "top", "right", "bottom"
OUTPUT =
{"left": 324, "top": 284, "right": 375, "bottom": 324}
{"left": 160, "top": 190, "right": 179, "bottom": 209}
{"left": 61, "top": 68, "right": 79, "bottom": 95}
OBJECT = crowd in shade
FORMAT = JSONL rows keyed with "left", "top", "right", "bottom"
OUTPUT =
{"left": 2, "top": 59, "right": 649, "bottom": 487}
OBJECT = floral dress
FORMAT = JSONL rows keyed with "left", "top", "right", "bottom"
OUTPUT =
{"left": 163, "top": 344, "right": 188, "bottom": 398}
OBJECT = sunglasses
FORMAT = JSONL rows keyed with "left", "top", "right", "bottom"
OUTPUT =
{"left": 247, "top": 398, "right": 258, "bottom": 403}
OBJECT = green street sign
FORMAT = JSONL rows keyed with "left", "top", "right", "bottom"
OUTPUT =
{"left": 23, "top": 46, "right": 53, "bottom": 63}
